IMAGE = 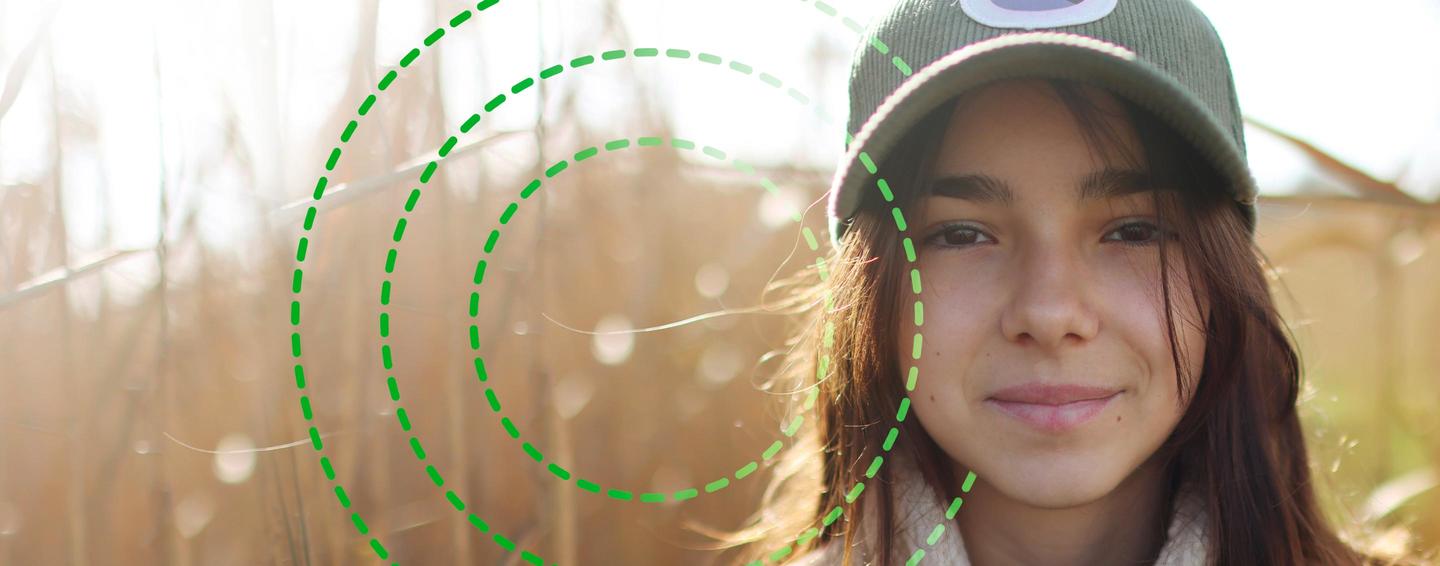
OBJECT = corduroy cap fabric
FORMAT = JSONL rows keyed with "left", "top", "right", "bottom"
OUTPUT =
{"left": 827, "top": 0, "right": 1258, "bottom": 247}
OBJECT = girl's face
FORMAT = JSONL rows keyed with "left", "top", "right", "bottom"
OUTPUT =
{"left": 898, "top": 79, "right": 1208, "bottom": 508}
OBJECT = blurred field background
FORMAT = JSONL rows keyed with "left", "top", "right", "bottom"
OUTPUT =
{"left": 2, "top": 0, "right": 1440, "bottom": 564}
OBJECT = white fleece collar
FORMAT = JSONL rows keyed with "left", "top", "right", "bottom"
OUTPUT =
{"left": 798, "top": 453, "right": 1210, "bottom": 565}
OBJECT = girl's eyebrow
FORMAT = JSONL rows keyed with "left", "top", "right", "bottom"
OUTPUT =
{"left": 1076, "top": 168, "right": 1157, "bottom": 202}
{"left": 928, "top": 167, "right": 1155, "bottom": 205}
{"left": 930, "top": 173, "right": 1014, "bottom": 204}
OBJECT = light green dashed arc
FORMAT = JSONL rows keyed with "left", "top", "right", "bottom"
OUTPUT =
{"left": 289, "top": 0, "right": 978, "bottom": 564}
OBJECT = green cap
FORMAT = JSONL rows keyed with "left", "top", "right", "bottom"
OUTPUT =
{"left": 827, "top": 0, "right": 1258, "bottom": 247}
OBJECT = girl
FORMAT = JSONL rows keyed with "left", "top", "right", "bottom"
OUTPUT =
{"left": 729, "top": 0, "right": 1420, "bottom": 564}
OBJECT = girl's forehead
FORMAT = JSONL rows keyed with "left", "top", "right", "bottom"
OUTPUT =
{"left": 932, "top": 81, "right": 1145, "bottom": 188}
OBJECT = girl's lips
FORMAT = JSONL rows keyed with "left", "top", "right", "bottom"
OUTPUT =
{"left": 984, "top": 386, "right": 1123, "bottom": 433}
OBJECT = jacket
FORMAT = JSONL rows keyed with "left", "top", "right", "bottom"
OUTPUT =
{"left": 790, "top": 453, "right": 1209, "bottom": 565}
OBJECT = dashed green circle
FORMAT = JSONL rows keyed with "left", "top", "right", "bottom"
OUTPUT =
{"left": 475, "top": 140, "right": 822, "bottom": 501}
{"left": 383, "top": 51, "right": 837, "bottom": 514}
{"left": 290, "top": 0, "right": 980, "bottom": 564}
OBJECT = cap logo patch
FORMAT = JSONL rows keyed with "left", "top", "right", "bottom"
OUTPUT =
{"left": 958, "top": 0, "right": 1118, "bottom": 29}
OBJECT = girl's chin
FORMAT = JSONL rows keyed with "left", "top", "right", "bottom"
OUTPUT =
{"left": 961, "top": 452, "right": 1127, "bottom": 508}
{"left": 984, "top": 471, "right": 1121, "bottom": 509}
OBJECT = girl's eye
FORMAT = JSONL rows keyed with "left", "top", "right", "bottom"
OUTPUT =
{"left": 1103, "top": 220, "right": 1171, "bottom": 246}
{"left": 925, "top": 224, "right": 994, "bottom": 248}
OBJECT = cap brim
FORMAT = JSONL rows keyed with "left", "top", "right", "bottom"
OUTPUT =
{"left": 828, "top": 32, "right": 1257, "bottom": 247}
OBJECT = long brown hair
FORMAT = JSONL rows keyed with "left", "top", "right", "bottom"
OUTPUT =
{"left": 724, "top": 78, "right": 1411, "bottom": 565}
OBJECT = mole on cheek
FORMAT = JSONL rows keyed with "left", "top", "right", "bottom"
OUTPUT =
{"left": 930, "top": 394, "right": 936, "bottom": 403}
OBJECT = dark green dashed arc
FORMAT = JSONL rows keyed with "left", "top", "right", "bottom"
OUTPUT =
{"left": 384, "top": 49, "right": 836, "bottom": 518}
{"left": 288, "top": 0, "right": 979, "bottom": 564}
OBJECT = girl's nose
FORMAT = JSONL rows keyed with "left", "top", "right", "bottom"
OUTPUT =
{"left": 998, "top": 247, "right": 1100, "bottom": 351}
